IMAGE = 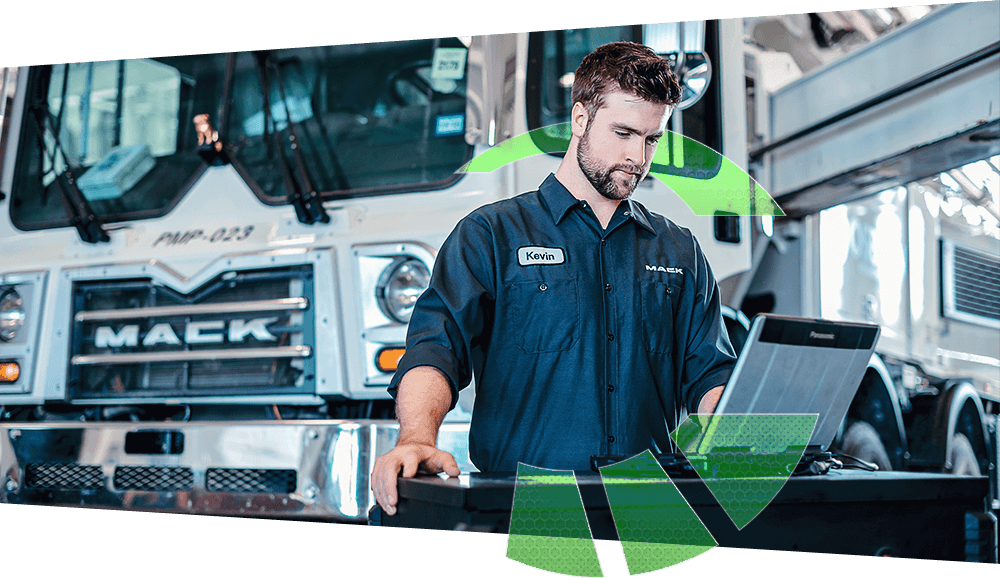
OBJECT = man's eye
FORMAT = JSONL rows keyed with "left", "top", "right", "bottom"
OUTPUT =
{"left": 647, "top": 138, "right": 660, "bottom": 146}
{"left": 615, "top": 131, "right": 629, "bottom": 137}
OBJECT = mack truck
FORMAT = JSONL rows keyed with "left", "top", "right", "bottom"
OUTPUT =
{"left": 0, "top": 4, "right": 997, "bottom": 525}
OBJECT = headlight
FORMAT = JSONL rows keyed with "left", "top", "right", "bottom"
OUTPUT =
{"left": 377, "top": 259, "right": 430, "bottom": 323}
{"left": 0, "top": 289, "right": 25, "bottom": 342}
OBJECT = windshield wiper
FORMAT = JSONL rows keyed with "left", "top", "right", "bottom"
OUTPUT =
{"left": 28, "top": 68, "right": 108, "bottom": 244}
{"left": 253, "top": 51, "right": 329, "bottom": 225}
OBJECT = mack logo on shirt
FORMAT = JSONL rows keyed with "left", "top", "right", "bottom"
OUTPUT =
{"left": 518, "top": 246, "right": 566, "bottom": 266}
{"left": 646, "top": 265, "right": 684, "bottom": 274}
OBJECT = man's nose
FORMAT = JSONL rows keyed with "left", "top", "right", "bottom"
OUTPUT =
{"left": 625, "top": 138, "right": 646, "bottom": 167}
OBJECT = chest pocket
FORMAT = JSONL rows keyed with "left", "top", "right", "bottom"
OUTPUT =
{"left": 511, "top": 278, "right": 580, "bottom": 353}
{"left": 641, "top": 282, "right": 679, "bottom": 354}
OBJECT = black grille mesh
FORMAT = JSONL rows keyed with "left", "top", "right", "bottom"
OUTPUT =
{"left": 114, "top": 466, "right": 193, "bottom": 491}
{"left": 206, "top": 468, "right": 297, "bottom": 493}
{"left": 953, "top": 245, "right": 1000, "bottom": 322}
{"left": 25, "top": 463, "right": 104, "bottom": 490}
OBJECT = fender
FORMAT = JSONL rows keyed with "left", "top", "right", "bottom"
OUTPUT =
{"left": 720, "top": 305, "right": 750, "bottom": 355}
{"left": 846, "top": 354, "right": 909, "bottom": 470}
{"left": 933, "top": 381, "right": 989, "bottom": 470}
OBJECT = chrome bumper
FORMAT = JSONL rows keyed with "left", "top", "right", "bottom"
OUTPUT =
{"left": 0, "top": 421, "right": 473, "bottom": 522}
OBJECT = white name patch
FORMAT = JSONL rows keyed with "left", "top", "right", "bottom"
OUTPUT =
{"left": 518, "top": 246, "right": 565, "bottom": 266}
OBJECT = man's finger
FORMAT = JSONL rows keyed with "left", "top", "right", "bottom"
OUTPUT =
{"left": 441, "top": 453, "right": 461, "bottom": 477}
{"left": 400, "top": 453, "right": 420, "bottom": 479}
{"left": 372, "top": 454, "right": 402, "bottom": 515}
{"left": 424, "top": 451, "right": 460, "bottom": 477}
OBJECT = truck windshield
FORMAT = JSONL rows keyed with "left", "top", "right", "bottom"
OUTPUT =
{"left": 528, "top": 26, "right": 640, "bottom": 130}
{"left": 527, "top": 23, "right": 721, "bottom": 153}
{"left": 9, "top": 37, "right": 473, "bottom": 231}
{"left": 227, "top": 37, "right": 472, "bottom": 202}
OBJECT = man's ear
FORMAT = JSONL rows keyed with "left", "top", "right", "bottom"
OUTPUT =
{"left": 571, "top": 102, "right": 589, "bottom": 138}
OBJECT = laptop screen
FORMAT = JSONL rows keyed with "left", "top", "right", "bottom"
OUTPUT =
{"left": 713, "top": 314, "right": 881, "bottom": 451}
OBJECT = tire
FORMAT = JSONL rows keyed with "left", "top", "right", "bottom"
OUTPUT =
{"left": 945, "top": 433, "right": 981, "bottom": 476}
{"left": 840, "top": 421, "right": 893, "bottom": 471}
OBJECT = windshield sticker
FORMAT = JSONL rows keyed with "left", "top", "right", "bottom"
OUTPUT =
{"left": 431, "top": 47, "right": 467, "bottom": 80}
{"left": 152, "top": 226, "right": 256, "bottom": 247}
{"left": 435, "top": 114, "right": 465, "bottom": 137}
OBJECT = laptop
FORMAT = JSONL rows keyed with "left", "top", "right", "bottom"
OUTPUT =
{"left": 591, "top": 314, "right": 880, "bottom": 472}
{"left": 713, "top": 314, "right": 881, "bottom": 453}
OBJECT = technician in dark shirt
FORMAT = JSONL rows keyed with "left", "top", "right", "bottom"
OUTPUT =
{"left": 373, "top": 42, "right": 736, "bottom": 515}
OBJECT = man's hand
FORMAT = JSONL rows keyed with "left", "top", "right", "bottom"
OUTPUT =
{"left": 697, "top": 385, "right": 725, "bottom": 414}
{"left": 371, "top": 442, "right": 460, "bottom": 516}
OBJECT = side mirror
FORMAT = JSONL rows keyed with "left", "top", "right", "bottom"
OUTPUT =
{"left": 673, "top": 52, "right": 713, "bottom": 111}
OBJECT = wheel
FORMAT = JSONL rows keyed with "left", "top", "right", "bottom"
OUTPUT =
{"left": 840, "top": 421, "right": 893, "bottom": 471}
{"left": 945, "top": 433, "right": 981, "bottom": 476}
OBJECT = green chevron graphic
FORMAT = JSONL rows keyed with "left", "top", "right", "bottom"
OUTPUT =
{"left": 670, "top": 414, "right": 817, "bottom": 530}
{"left": 505, "top": 414, "right": 816, "bottom": 576}
{"left": 457, "top": 124, "right": 783, "bottom": 216}
{"left": 507, "top": 464, "right": 603, "bottom": 576}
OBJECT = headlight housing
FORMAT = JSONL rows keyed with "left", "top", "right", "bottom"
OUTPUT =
{"left": 377, "top": 258, "right": 430, "bottom": 323}
{"left": 0, "top": 289, "right": 25, "bottom": 342}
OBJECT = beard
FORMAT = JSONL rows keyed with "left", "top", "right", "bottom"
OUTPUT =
{"left": 576, "top": 127, "right": 645, "bottom": 201}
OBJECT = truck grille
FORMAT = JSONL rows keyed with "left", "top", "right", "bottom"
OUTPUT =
{"left": 114, "top": 466, "right": 194, "bottom": 491}
{"left": 68, "top": 266, "right": 315, "bottom": 399}
{"left": 25, "top": 463, "right": 104, "bottom": 490}
{"left": 943, "top": 240, "right": 1000, "bottom": 327}
{"left": 206, "top": 468, "right": 297, "bottom": 493}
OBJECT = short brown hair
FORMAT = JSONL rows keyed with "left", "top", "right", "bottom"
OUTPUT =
{"left": 571, "top": 42, "right": 682, "bottom": 120}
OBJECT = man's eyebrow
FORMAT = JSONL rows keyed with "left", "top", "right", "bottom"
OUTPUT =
{"left": 610, "top": 123, "right": 639, "bottom": 133}
{"left": 610, "top": 123, "right": 663, "bottom": 139}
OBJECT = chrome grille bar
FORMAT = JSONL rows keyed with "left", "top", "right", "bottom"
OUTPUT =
{"left": 74, "top": 298, "right": 309, "bottom": 322}
{"left": 71, "top": 346, "right": 312, "bottom": 366}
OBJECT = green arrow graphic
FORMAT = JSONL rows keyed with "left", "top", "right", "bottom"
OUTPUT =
{"left": 458, "top": 124, "right": 784, "bottom": 216}
{"left": 506, "top": 415, "right": 819, "bottom": 575}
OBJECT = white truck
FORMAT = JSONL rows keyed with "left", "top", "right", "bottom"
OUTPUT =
{"left": 741, "top": 2, "right": 1000, "bottom": 509}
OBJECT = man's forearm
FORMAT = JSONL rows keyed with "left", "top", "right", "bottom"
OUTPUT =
{"left": 395, "top": 366, "right": 454, "bottom": 446}
{"left": 697, "top": 385, "right": 725, "bottom": 414}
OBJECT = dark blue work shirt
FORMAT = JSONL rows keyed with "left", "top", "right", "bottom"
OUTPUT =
{"left": 388, "top": 174, "right": 736, "bottom": 472}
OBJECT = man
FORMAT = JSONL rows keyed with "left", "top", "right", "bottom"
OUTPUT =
{"left": 372, "top": 42, "right": 736, "bottom": 515}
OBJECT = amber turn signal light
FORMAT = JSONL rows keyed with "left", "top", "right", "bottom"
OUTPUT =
{"left": 0, "top": 362, "right": 19, "bottom": 383}
{"left": 375, "top": 347, "right": 405, "bottom": 373}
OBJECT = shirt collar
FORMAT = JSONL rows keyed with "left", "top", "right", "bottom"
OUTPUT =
{"left": 539, "top": 174, "right": 579, "bottom": 224}
{"left": 539, "top": 173, "right": 659, "bottom": 235}
{"left": 626, "top": 198, "right": 658, "bottom": 235}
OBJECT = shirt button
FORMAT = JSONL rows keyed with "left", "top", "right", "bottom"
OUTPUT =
{"left": 604, "top": 283, "right": 612, "bottom": 292}
{"left": 607, "top": 333, "right": 615, "bottom": 342}
{"left": 608, "top": 435, "right": 615, "bottom": 444}
{"left": 601, "top": 240, "right": 607, "bottom": 248}
{"left": 539, "top": 283, "right": 548, "bottom": 291}
{"left": 623, "top": 211, "right": 630, "bottom": 217}
{"left": 607, "top": 384, "right": 615, "bottom": 393}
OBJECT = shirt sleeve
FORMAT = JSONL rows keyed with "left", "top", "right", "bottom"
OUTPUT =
{"left": 679, "top": 236, "right": 737, "bottom": 414}
{"left": 387, "top": 215, "right": 496, "bottom": 410}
